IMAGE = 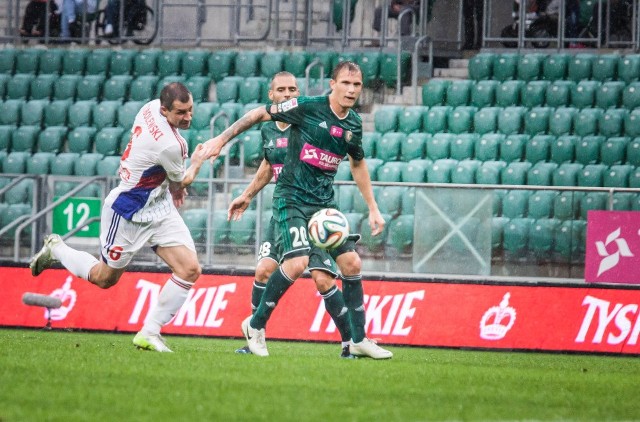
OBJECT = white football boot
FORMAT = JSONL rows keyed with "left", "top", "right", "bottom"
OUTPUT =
{"left": 349, "top": 338, "right": 393, "bottom": 359}
{"left": 30, "top": 234, "right": 62, "bottom": 276}
{"left": 133, "top": 332, "right": 173, "bottom": 353}
{"left": 241, "top": 315, "right": 269, "bottom": 357}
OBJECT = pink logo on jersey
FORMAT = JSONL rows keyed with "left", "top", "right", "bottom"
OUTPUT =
{"left": 330, "top": 126, "right": 344, "bottom": 137}
{"left": 272, "top": 164, "right": 283, "bottom": 181}
{"left": 276, "top": 138, "right": 288, "bottom": 148}
{"left": 300, "top": 143, "right": 343, "bottom": 171}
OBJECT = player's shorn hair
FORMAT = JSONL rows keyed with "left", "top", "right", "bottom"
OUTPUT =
{"left": 332, "top": 61, "right": 361, "bottom": 80}
{"left": 160, "top": 82, "right": 192, "bottom": 110}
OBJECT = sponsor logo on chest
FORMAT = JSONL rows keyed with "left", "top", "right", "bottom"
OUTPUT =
{"left": 276, "top": 137, "right": 288, "bottom": 148}
{"left": 300, "top": 143, "right": 342, "bottom": 171}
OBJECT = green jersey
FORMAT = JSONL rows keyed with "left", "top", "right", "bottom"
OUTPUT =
{"left": 267, "top": 95, "right": 364, "bottom": 207}
{"left": 260, "top": 121, "right": 290, "bottom": 181}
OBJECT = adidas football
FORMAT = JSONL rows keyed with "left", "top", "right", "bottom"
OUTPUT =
{"left": 307, "top": 208, "right": 350, "bottom": 250}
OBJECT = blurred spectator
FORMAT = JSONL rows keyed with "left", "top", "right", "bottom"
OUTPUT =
{"left": 20, "top": 0, "right": 59, "bottom": 37}
{"left": 103, "top": 0, "right": 147, "bottom": 37}
{"left": 60, "top": 0, "right": 98, "bottom": 40}
{"left": 463, "top": 0, "right": 484, "bottom": 49}
{"left": 373, "top": 0, "right": 421, "bottom": 37}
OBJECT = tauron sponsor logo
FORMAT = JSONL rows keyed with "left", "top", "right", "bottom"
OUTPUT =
{"left": 300, "top": 143, "right": 343, "bottom": 171}
{"left": 595, "top": 227, "right": 634, "bottom": 277}
{"left": 576, "top": 295, "right": 640, "bottom": 345}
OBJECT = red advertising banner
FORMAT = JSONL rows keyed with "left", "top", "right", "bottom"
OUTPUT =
{"left": 585, "top": 210, "right": 640, "bottom": 284}
{"left": 3, "top": 267, "right": 640, "bottom": 354}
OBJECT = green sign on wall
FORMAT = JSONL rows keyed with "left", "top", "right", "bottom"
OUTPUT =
{"left": 52, "top": 197, "right": 101, "bottom": 238}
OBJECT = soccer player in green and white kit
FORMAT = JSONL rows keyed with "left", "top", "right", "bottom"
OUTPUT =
{"left": 228, "top": 72, "right": 353, "bottom": 358}
{"left": 205, "top": 62, "right": 392, "bottom": 359}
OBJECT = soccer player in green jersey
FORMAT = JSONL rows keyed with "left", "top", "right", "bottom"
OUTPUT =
{"left": 229, "top": 72, "right": 353, "bottom": 358}
{"left": 205, "top": 62, "right": 392, "bottom": 359}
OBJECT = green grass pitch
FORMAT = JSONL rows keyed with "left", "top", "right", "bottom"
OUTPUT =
{"left": 1, "top": 328, "right": 639, "bottom": 421}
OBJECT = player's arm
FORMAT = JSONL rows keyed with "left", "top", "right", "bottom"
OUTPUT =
{"left": 166, "top": 144, "right": 206, "bottom": 208}
{"left": 228, "top": 158, "right": 273, "bottom": 221}
{"left": 203, "top": 107, "right": 272, "bottom": 161}
{"left": 349, "top": 156, "right": 385, "bottom": 236}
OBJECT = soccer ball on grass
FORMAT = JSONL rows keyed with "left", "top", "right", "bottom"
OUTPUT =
{"left": 307, "top": 208, "right": 350, "bottom": 250}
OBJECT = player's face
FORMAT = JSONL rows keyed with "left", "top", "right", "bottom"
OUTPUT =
{"left": 269, "top": 75, "right": 299, "bottom": 103}
{"left": 162, "top": 97, "right": 193, "bottom": 130}
{"left": 329, "top": 68, "right": 363, "bottom": 113}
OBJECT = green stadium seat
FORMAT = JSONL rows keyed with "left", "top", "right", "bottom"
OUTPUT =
{"left": 259, "top": 51, "right": 284, "bottom": 78}
{"left": 575, "top": 135, "right": 604, "bottom": 165}
{"left": 421, "top": 79, "right": 449, "bottom": 106}
{"left": 238, "top": 130, "right": 262, "bottom": 168}
{"left": 470, "top": 79, "right": 499, "bottom": 108}
{"left": 214, "top": 102, "right": 243, "bottom": 134}
{"left": 599, "top": 109, "right": 627, "bottom": 138}
{"left": 238, "top": 76, "right": 264, "bottom": 104}
{"left": 85, "top": 49, "right": 112, "bottom": 76}
{"left": 379, "top": 52, "right": 410, "bottom": 88}
{"left": 74, "top": 153, "right": 104, "bottom": 176}
{"left": 62, "top": 48, "right": 89, "bottom": 75}
{"left": 548, "top": 107, "right": 577, "bottom": 136}
{"left": 498, "top": 106, "right": 525, "bottom": 135}
{"left": 495, "top": 80, "right": 524, "bottom": 107}
{"left": 475, "top": 133, "right": 503, "bottom": 161}
{"left": 426, "top": 133, "right": 452, "bottom": 161}
{"left": 600, "top": 136, "right": 629, "bottom": 166}
{"left": 551, "top": 135, "right": 578, "bottom": 164}
{"left": 468, "top": 53, "right": 494, "bottom": 80}
{"left": 191, "top": 102, "right": 219, "bottom": 131}
{"left": 630, "top": 168, "right": 640, "bottom": 188}
{"left": 36, "top": 126, "right": 66, "bottom": 153}
{"left": 476, "top": 160, "right": 506, "bottom": 185}
{"left": 0, "top": 99, "right": 23, "bottom": 126}
{"left": 365, "top": 158, "right": 384, "bottom": 181}
{"left": 501, "top": 161, "right": 531, "bottom": 185}
{"left": 285, "top": 51, "right": 309, "bottom": 78}
{"left": 186, "top": 76, "right": 212, "bottom": 103}
{"left": 29, "top": 74, "right": 57, "bottom": 100}
{"left": 0, "top": 125, "right": 13, "bottom": 151}
{"left": 524, "top": 135, "right": 555, "bottom": 164}
{"left": 427, "top": 159, "right": 457, "bottom": 183}
{"left": 0, "top": 73, "right": 9, "bottom": 98}
{"left": 117, "top": 101, "right": 145, "bottom": 129}
{"left": 523, "top": 106, "right": 551, "bottom": 136}
{"left": 473, "top": 107, "right": 499, "bottom": 135}
{"left": 377, "top": 186, "right": 406, "bottom": 216}
{"left": 358, "top": 51, "right": 381, "bottom": 87}
{"left": 1, "top": 204, "right": 32, "bottom": 237}
{"left": 2, "top": 151, "right": 30, "bottom": 174}
{"left": 502, "top": 191, "right": 532, "bottom": 218}
{"left": 335, "top": 161, "right": 352, "bottom": 181}
{"left": 92, "top": 101, "right": 120, "bottom": 130}
{"left": 553, "top": 191, "right": 581, "bottom": 220}
{"left": 527, "top": 161, "right": 557, "bottom": 185}
{"left": 44, "top": 100, "right": 71, "bottom": 127}
{"left": 401, "top": 187, "right": 416, "bottom": 213}
{"left": 527, "top": 190, "right": 557, "bottom": 219}
{"left": 612, "top": 192, "right": 634, "bottom": 211}
{"left": 622, "top": 82, "right": 640, "bottom": 110}
{"left": 181, "top": 50, "right": 210, "bottom": 78}
{"left": 542, "top": 53, "right": 569, "bottom": 81}
{"left": 545, "top": 80, "right": 574, "bottom": 108}
{"left": 215, "top": 77, "right": 239, "bottom": 103}
{"left": 376, "top": 132, "right": 403, "bottom": 162}
{"left": 552, "top": 163, "right": 582, "bottom": 186}
{"left": 491, "top": 216, "right": 508, "bottom": 252}
{"left": 398, "top": 106, "right": 426, "bottom": 133}
{"left": 182, "top": 208, "right": 209, "bottom": 243}
{"left": 451, "top": 159, "right": 481, "bottom": 184}
{"left": 627, "top": 137, "right": 640, "bottom": 166}
{"left": 422, "top": 105, "right": 451, "bottom": 134}
{"left": 109, "top": 50, "right": 136, "bottom": 76}
{"left": 331, "top": 52, "right": 360, "bottom": 72}
{"left": 492, "top": 53, "right": 519, "bottom": 82}
{"left": 68, "top": 100, "right": 95, "bottom": 128}
{"left": 361, "top": 132, "right": 379, "bottom": 159}
{"left": 20, "top": 99, "right": 47, "bottom": 127}
{"left": 580, "top": 192, "right": 608, "bottom": 219}
{"left": 359, "top": 213, "right": 391, "bottom": 253}
{"left": 374, "top": 106, "right": 401, "bottom": 133}
{"left": 102, "top": 75, "right": 132, "bottom": 101}
{"left": 119, "top": 131, "right": 132, "bottom": 155}
{"left": 571, "top": 80, "right": 599, "bottom": 108}
{"left": 446, "top": 80, "right": 473, "bottom": 107}
{"left": 27, "top": 151, "right": 55, "bottom": 174}
{"left": 521, "top": 80, "right": 549, "bottom": 108}
{"left": 53, "top": 74, "right": 81, "bottom": 101}
{"left": 618, "top": 54, "right": 640, "bottom": 84}
{"left": 129, "top": 75, "right": 158, "bottom": 102}
{"left": 402, "top": 160, "right": 428, "bottom": 182}
{"left": 11, "top": 125, "right": 39, "bottom": 153}
{"left": 6, "top": 74, "right": 34, "bottom": 100}
{"left": 76, "top": 75, "right": 105, "bottom": 101}
{"left": 15, "top": 49, "right": 41, "bottom": 74}
{"left": 567, "top": 53, "right": 594, "bottom": 82}
{"left": 530, "top": 218, "right": 561, "bottom": 258}
{"left": 49, "top": 152, "right": 78, "bottom": 176}
{"left": 591, "top": 54, "right": 619, "bottom": 82}
{"left": 235, "top": 51, "right": 262, "bottom": 78}
{"left": 95, "top": 127, "right": 125, "bottom": 156}
{"left": 595, "top": 81, "right": 624, "bottom": 109}
{"left": 0, "top": 48, "right": 16, "bottom": 74}
{"left": 517, "top": 53, "right": 545, "bottom": 82}
{"left": 386, "top": 214, "right": 414, "bottom": 255}
{"left": 157, "top": 50, "right": 184, "bottom": 78}
{"left": 207, "top": 51, "right": 236, "bottom": 82}
{"left": 377, "top": 162, "right": 405, "bottom": 183}
{"left": 578, "top": 163, "right": 606, "bottom": 187}
{"left": 67, "top": 127, "right": 97, "bottom": 153}
{"left": 450, "top": 133, "right": 477, "bottom": 161}
{"left": 447, "top": 106, "right": 475, "bottom": 134}
{"left": 604, "top": 164, "right": 633, "bottom": 188}
{"left": 573, "top": 107, "right": 603, "bottom": 137}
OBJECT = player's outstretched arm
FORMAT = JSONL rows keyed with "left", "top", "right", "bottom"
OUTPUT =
{"left": 228, "top": 158, "right": 273, "bottom": 221}
{"left": 168, "top": 144, "right": 206, "bottom": 209}
{"left": 350, "top": 157, "right": 385, "bottom": 236}
{"left": 203, "top": 106, "right": 272, "bottom": 161}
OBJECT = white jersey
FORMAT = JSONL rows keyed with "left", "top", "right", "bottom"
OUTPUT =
{"left": 106, "top": 99, "right": 188, "bottom": 223}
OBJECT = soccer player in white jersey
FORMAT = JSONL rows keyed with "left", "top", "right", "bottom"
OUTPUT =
{"left": 30, "top": 82, "right": 207, "bottom": 352}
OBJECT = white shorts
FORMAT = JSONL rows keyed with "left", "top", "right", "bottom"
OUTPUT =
{"left": 99, "top": 203, "right": 196, "bottom": 269}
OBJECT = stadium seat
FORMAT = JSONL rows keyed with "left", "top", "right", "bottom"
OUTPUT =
{"left": 467, "top": 53, "right": 494, "bottom": 80}
{"left": 377, "top": 186, "right": 406, "bottom": 217}
{"left": 627, "top": 137, "right": 640, "bottom": 166}
{"left": 191, "top": 102, "right": 219, "bottom": 131}
{"left": 234, "top": 51, "right": 262, "bottom": 78}
{"left": 117, "top": 101, "right": 145, "bottom": 129}
{"left": 0, "top": 125, "right": 13, "bottom": 151}
{"left": 422, "top": 106, "right": 451, "bottom": 134}
{"left": 473, "top": 107, "right": 499, "bottom": 135}
{"left": 2, "top": 151, "right": 30, "bottom": 174}
{"left": 446, "top": 80, "right": 473, "bottom": 107}
{"left": 523, "top": 106, "right": 551, "bottom": 136}
{"left": 421, "top": 79, "right": 449, "bottom": 106}
{"left": 62, "top": 49, "right": 89, "bottom": 75}
{"left": 157, "top": 50, "right": 184, "bottom": 78}
{"left": 15, "top": 49, "right": 41, "bottom": 74}
{"left": 501, "top": 161, "right": 531, "bottom": 185}
{"left": 495, "top": 80, "right": 524, "bottom": 107}
{"left": 27, "top": 151, "right": 54, "bottom": 174}
{"left": 527, "top": 161, "right": 557, "bottom": 186}
{"left": 600, "top": 136, "right": 629, "bottom": 166}
{"left": 553, "top": 191, "right": 581, "bottom": 220}
{"left": 524, "top": 135, "right": 555, "bottom": 164}
{"left": 44, "top": 100, "right": 71, "bottom": 127}
{"left": 591, "top": 54, "right": 619, "bottom": 82}
{"left": 181, "top": 50, "right": 210, "bottom": 78}
{"left": 451, "top": 159, "right": 481, "bottom": 184}
{"left": 361, "top": 132, "right": 379, "bottom": 159}
{"left": 548, "top": 107, "right": 577, "bottom": 136}
{"left": 92, "top": 101, "right": 120, "bottom": 130}
{"left": 400, "top": 187, "right": 417, "bottom": 214}
{"left": 258, "top": 51, "right": 284, "bottom": 79}
{"left": 74, "top": 153, "right": 104, "bottom": 176}
{"left": 379, "top": 52, "right": 411, "bottom": 88}
{"left": 622, "top": 82, "right": 640, "bottom": 111}
{"left": 20, "top": 99, "right": 48, "bottom": 126}
{"left": 571, "top": 80, "right": 599, "bottom": 108}
{"left": 238, "top": 76, "right": 264, "bottom": 104}
{"left": 129, "top": 75, "right": 159, "bottom": 102}
{"left": 401, "top": 160, "right": 428, "bottom": 183}
{"left": 578, "top": 163, "right": 607, "bottom": 187}
{"left": 6, "top": 74, "right": 34, "bottom": 100}
{"left": 573, "top": 107, "right": 603, "bottom": 137}
{"left": 76, "top": 75, "right": 105, "bottom": 101}
{"left": 337, "top": 185, "right": 357, "bottom": 212}
{"left": 109, "top": 50, "right": 137, "bottom": 76}
{"left": 1, "top": 203, "right": 32, "bottom": 238}
{"left": 376, "top": 132, "right": 403, "bottom": 162}
{"left": 491, "top": 216, "right": 508, "bottom": 252}
{"left": 215, "top": 77, "right": 239, "bottom": 103}
{"left": 502, "top": 190, "right": 532, "bottom": 218}
{"left": 476, "top": 160, "right": 505, "bottom": 185}
{"left": 545, "top": 80, "right": 574, "bottom": 108}
{"left": 29, "top": 74, "right": 57, "bottom": 100}
{"left": 575, "top": 135, "right": 604, "bottom": 165}
{"left": 0, "top": 74, "right": 9, "bottom": 98}
{"left": 475, "top": 133, "right": 502, "bottom": 161}
{"left": 36, "top": 126, "right": 66, "bottom": 153}
{"left": 618, "top": 54, "right": 640, "bottom": 84}
{"left": 0, "top": 99, "right": 23, "bottom": 126}
{"left": 595, "top": 81, "right": 624, "bottom": 109}
{"left": 567, "top": 53, "right": 594, "bottom": 82}
{"left": 365, "top": 158, "right": 384, "bottom": 181}
{"left": 500, "top": 134, "right": 527, "bottom": 162}
{"left": 186, "top": 76, "right": 212, "bottom": 103}
{"left": 492, "top": 53, "right": 519, "bottom": 82}
{"left": 67, "top": 127, "right": 97, "bottom": 154}
{"left": 521, "top": 80, "right": 549, "bottom": 108}
{"left": 450, "top": 134, "right": 477, "bottom": 161}
{"left": 551, "top": 135, "right": 578, "bottom": 164}
{"left": 599, "top": 109, "right": 627, "bottom": 138}
{"left": 53, "top": 74, "right": 81, "bottom": 101}
{"left": 386, "top": 214, "right": 414, "bottom": 255}
{"left": 552, "top": 162, "right": 582, "bottom": 186}
{"left": 239, "top": 130, "right": 262, "bottom": 168}
{"left": 68, "top": 100, "right": 95, "bottom": 129}
{"left": 359, "top": 212, "right": 391, "bottom": 253}
{"left": 85, "top": 49, "right": 112, "bottom": 76}
{"left": 398, "top": 106, "right": 426, "bottom": 133}
{"left": 94, "top": 127, "right": 125, "bottom": 156}
{"left": 377, "top": 162, "right": 405, "bottom": 183}
{"left": 426, "top": 159, "right": 457, "bottom": 183}
{"left": 10, "top": 126, "right": 39, "bottom": 153}
{"left": 542, "top": 53, "right": 569, "bottom": 81}
{"left": 102, "top": 75, "right": 132, "bottom": 101}
{"left": 529, "top": 218, "right": 561, "bottom": 259}
{"left": 580, "top": 192, "right": 608, "bottom": 219}
{"left": 497, "top": 106, "right": 525, "bottom": 135}
{"left": 503, "top": 217, "right": 535, "bottom": 258}
{"left": 0, "top": 48, "right": 16, "bottom": 74}
{"left": 285, "top": 51, "right": 308, "bottom": 78}
{"left": 517, "top": 53, "right": 545, "bottom": 82}
{"left": 630, "top": 168, "right": 640, "bottom": 188}
{"left": 228, "top": 209, "right": 256, "bottom": 246}
{"left": 612, "top": 192, "right": 634, "bottom": 211}
{"left": 470, "top": 79, "right": 499, "bottom": 108}
{"left": 528, "top": 191, "right": 557, "bottom": 218}
{"left": 374, "top": 106, "right": 401, "bottom": 133}
{"left": 447, "top": 106, "right": 475, "bottom": 134}
{"left": 182, "top": 208, "right": 209, "bottom": 243}
{"left": 426, "top": 133, "right": 452, "bottom": 161}
{"left": 604, "top": 164, "right": 633, "bottom": 188}
{"left": 207, "top": 50, "right": 236, "bottom": 82}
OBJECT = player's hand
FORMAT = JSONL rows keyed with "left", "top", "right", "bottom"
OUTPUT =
{"left": 369, "top": 209, "right": 386, "bottom": 236}
{"left": 170, "top": 186, "right": 187, "bottom": 209}
{"left": 202, "top": 137, "right": 225, "bottom": 163}
{"left": 227, "top": 195, "right": 250, "bottom": 221}
{"left": 190, "top": 143, "right": 206, "bottom": 167}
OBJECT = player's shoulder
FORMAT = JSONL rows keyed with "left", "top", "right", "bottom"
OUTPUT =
{"left": 347, "top": 108, "right": 362, "bottom": 124}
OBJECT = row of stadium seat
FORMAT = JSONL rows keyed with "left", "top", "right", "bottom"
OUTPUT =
{"left": 422, "top": 79, "right": 640, "bottom": 109}
{"left": 468, "top": 52, "right": 640, "bottom": 83}
{"left": 0, "top": 48, "right": 410, "bottom": 88}
{"left": 374, "top": 105, "right": 640, "bottom": 138}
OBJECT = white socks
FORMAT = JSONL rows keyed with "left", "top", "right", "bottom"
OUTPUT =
{"left": 142, "top": 274, "right": 194, "bottom": 335}
{"left": 51, "top": 242, "right": 99, "bottom": 281}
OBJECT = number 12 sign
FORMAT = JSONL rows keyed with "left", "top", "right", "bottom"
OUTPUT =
{"left": 52, "top": 197, "right": 101, "bottom": 238}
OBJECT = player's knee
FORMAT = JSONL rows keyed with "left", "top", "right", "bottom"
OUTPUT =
{"left": 313, "top": 274, "right": 336, "bottom": 293}
{"left": 338, "top": 252, "right": 362, "bottom": 276}
{"left": 255, "top": 260, "right": 276, "bottom": 283}
{"left": 182, "top": 262, "right": 202, "bottom": 282}
{"left": 282, "top": 256, "right": 308, "bottom": 279}
{"left": 93, "top": 274, "right": 119, "bottom": 289}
